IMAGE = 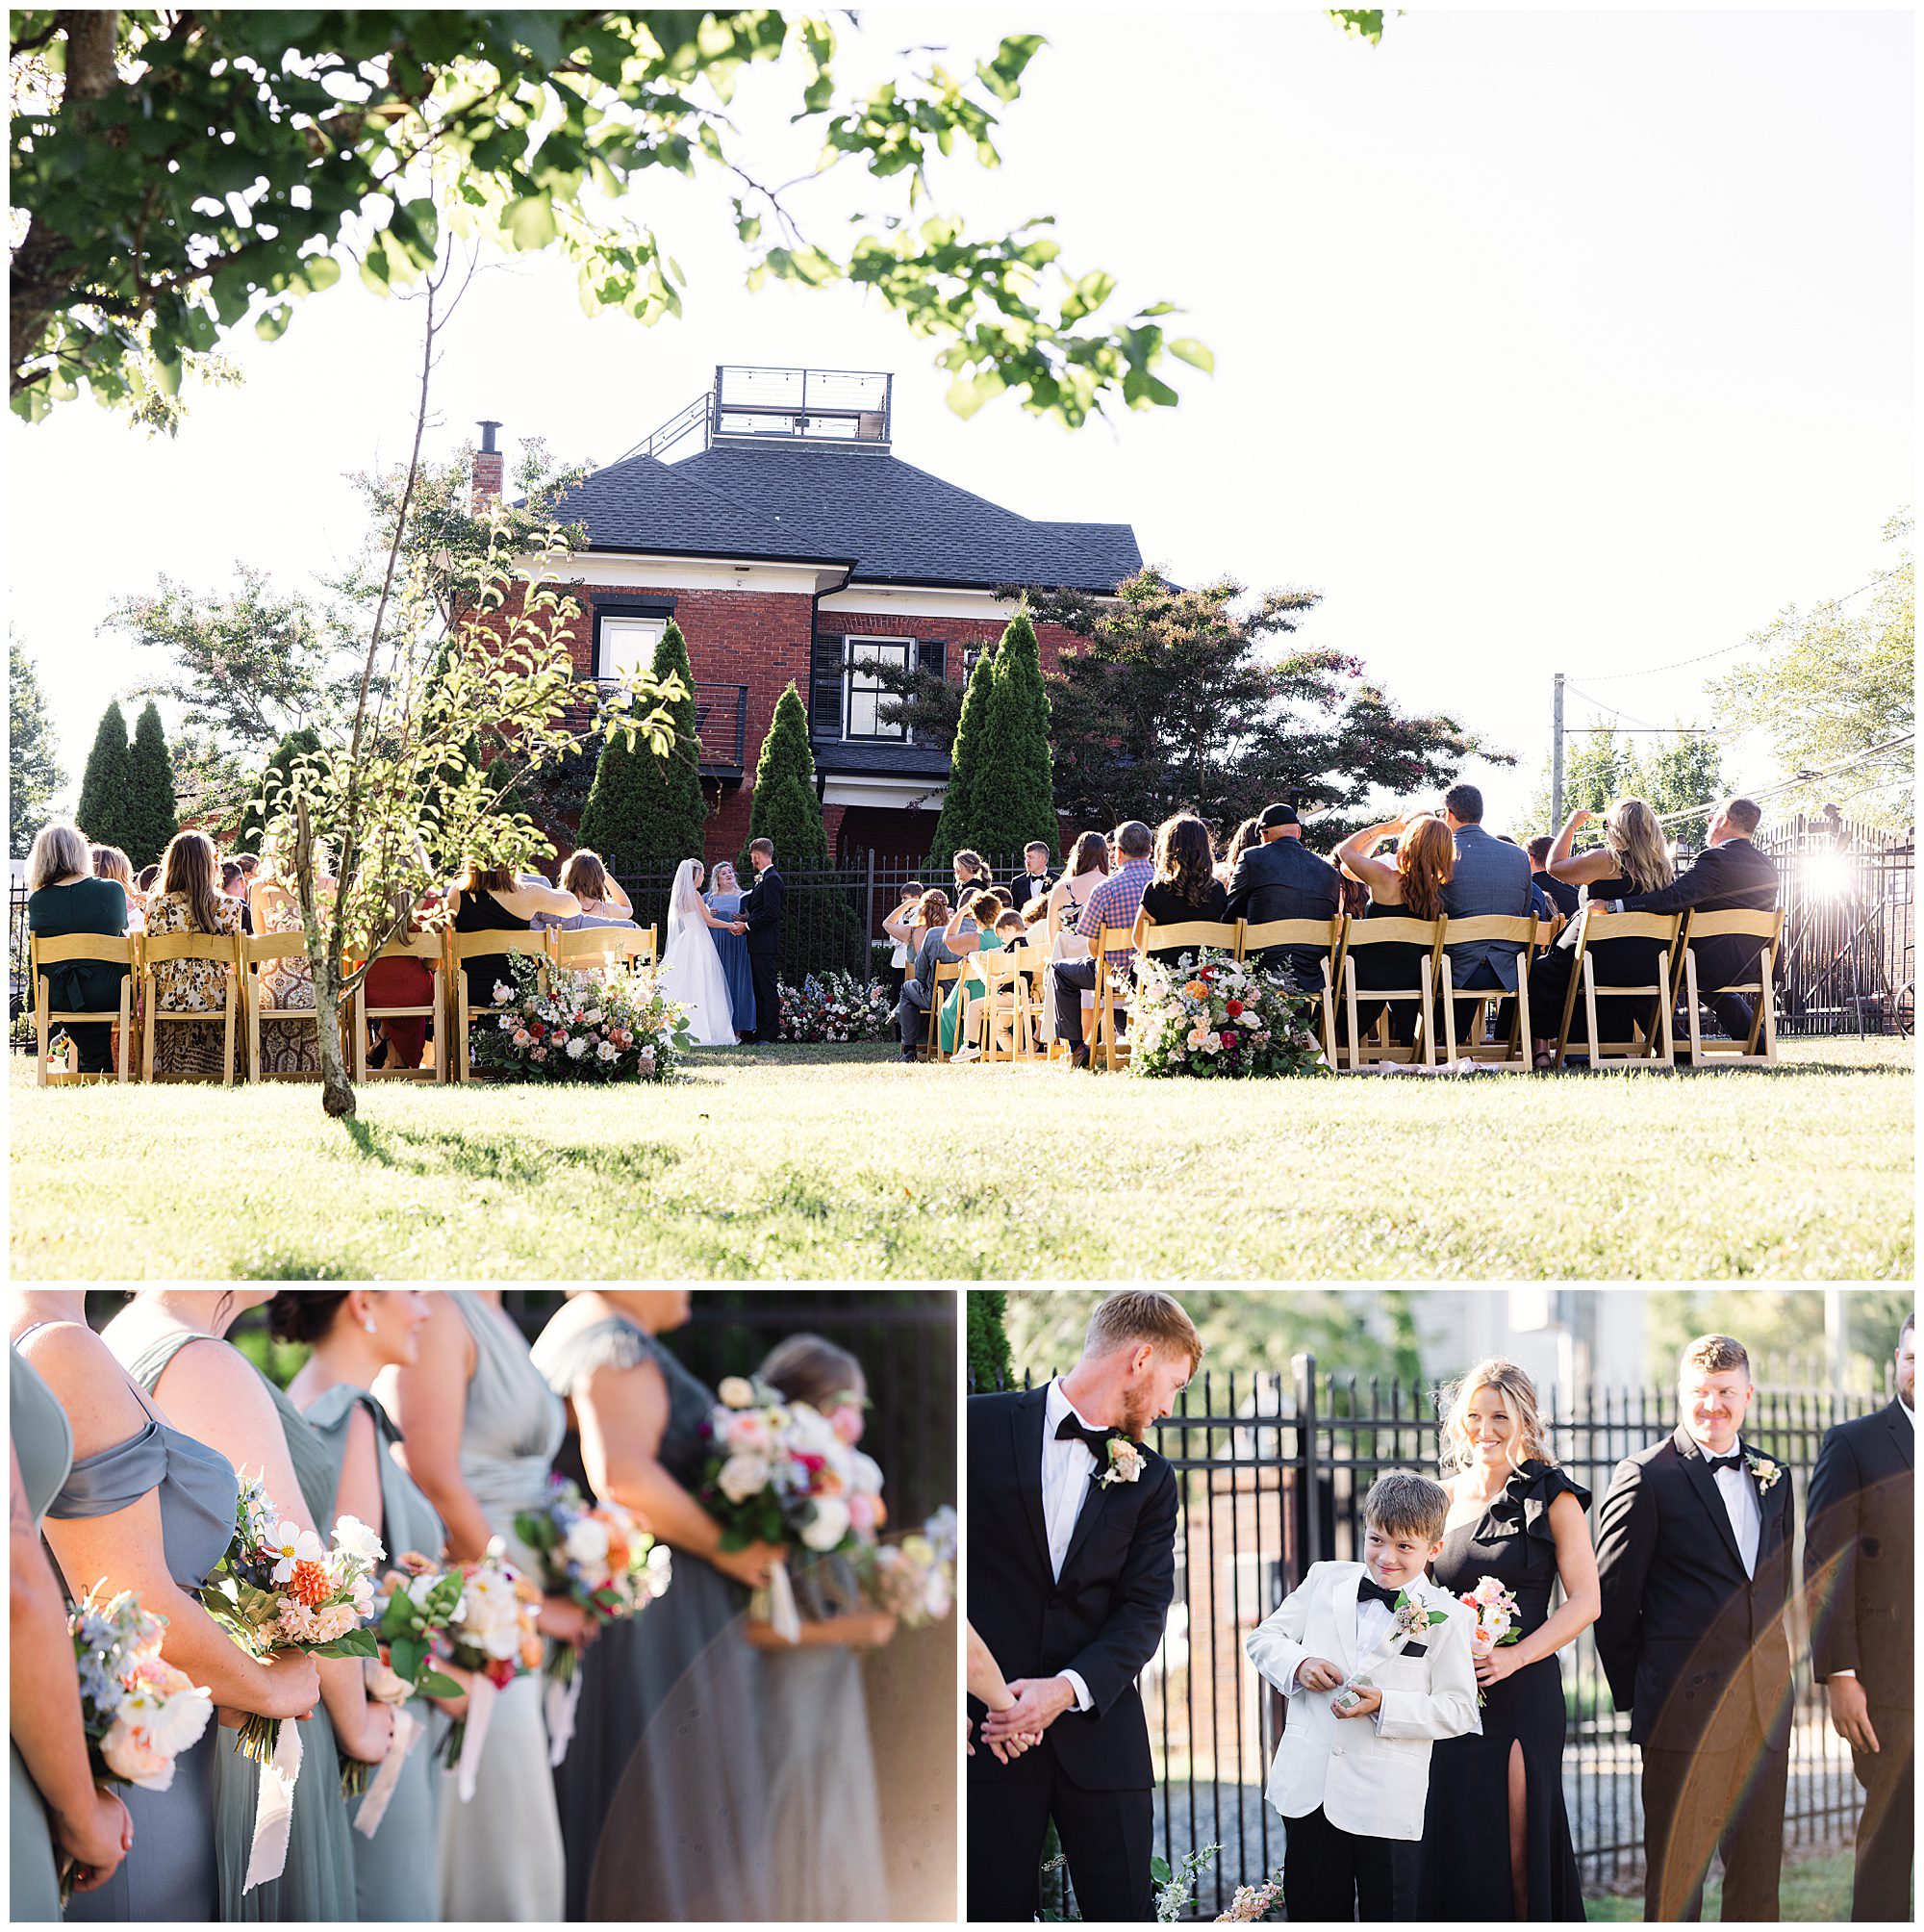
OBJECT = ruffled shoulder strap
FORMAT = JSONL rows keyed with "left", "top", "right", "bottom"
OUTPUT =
{"left": 535, "top": 1314, "right": 660, "bottom": 1398}
{"left": 1520, "top": 1459, "right": 1591, "bottom": 1547}
{"left": 47, "top": 1418, "right": 166, "bottom": 1518}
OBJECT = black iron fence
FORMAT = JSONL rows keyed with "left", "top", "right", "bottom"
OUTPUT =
{"left": 976, "top": 1359, "right": 1889, "bottom": 1917}
{"left": 1759, "top": 814, "right": 1913, "bottom": 1036}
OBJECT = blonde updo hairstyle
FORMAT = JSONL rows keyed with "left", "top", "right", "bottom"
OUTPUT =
{"left": 1437, "top": 1357, "right": 1557, "bottom": 1474}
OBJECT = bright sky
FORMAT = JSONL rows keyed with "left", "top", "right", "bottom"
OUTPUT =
{"left": 8, "top": 7, "right": 1913, "bottom": 832}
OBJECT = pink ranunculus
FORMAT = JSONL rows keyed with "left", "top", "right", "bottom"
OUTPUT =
{"left": 100, "top": 1717, "right": 174, "bottom": 1789}
{"left": 848, "top": 1491, "right": 880, "bottom": 1535}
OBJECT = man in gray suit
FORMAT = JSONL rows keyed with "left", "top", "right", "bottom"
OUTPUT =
{"left": 1440, "top": 783, "right": 1534, "bottom": 1043}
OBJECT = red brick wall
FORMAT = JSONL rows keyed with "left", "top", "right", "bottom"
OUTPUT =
{"left": 831, "top": 608, "right": 1080, "bottom": 676}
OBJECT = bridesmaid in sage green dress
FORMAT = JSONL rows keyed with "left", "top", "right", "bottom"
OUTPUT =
{"left": 532, "top": 1289, "right": 784, "bottom": 1921}
{"left": 374, "top": 1291, "right": 572, "bottom": 1923}
{"left": 102, "top": 1290, "right": 380, "bottom": 1922}
{"left": 11, "top": 1290, "right": 317, "bottom": 1924}
{"left": 10, "top": 1345, "right": 135, "bottom": 1919}
{"left": 278, "top": 1291, "right": 452, "bottom": 1923}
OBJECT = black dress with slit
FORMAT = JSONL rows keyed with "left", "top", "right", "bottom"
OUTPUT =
{"left": 1417, "top": 1460, "right": 1591, "bottom": 1920}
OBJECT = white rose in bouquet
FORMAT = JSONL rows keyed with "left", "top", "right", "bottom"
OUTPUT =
{"left": 331, "top": 1515, "right": 387, "bottom": 1566}
{"left": 800, "top": 1494, "right": 851, "bottom": 1552}
{"left": 564, "top": 1515, "right": 612, "bottom": 1567}
{"left": 719, "top": 1453, "right": 772, "bottom": 1504}
{"left": 718, "top": 1376, "right": 755, "bottom": 1410}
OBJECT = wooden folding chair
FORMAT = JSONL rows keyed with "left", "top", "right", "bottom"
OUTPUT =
{"left": 971, "top": 949, "right": 1035, "bottom": 1064}
{"left": 141, "top": 930, "right": 242, "bottom": 1085}
{"left": 352, "top": 933, "right": 445, "bottom": 1083}
{"left": 549, "top": 926, "right": 659, "bottom": 976}
{"left": 1439, "top": 915, "right": 1539, "bottom": 1065}
{"left": 30, "top": 932, "right": 137, "bottom": 1085}
{"left": 1677, "top": 908, "right": 1784, "bottom": 1067}
{"left": 1135, "top": 919, "right": 1242, "bottom": 966}
{"left": 451, "top": 930, "right": 553, "bottom": 1081}
{"left": 243, "top": 931, "right": 335, "bottom": 1082}
{"left": 1340, "top": 918, "right": 1445, "bottom": 1067}
{"left": 1237, "top": 917, "right": 1347, "bottom": 1066}
{"left": 1551, "top": 908, "right": 1683, "bottom": 1069}
{"left": 1091, "top": 928, "right": 1136, "bottom": 1072}
{"left": 924, "top": 960, "right": 965, "bottom": 1063}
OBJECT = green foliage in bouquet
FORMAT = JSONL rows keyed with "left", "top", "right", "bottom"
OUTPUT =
{"left": 374, "top": 1575, "right": 465, "bottom": 1702}
{"left": 1128, "top": 951, "right": 1327, "bottom": 1079}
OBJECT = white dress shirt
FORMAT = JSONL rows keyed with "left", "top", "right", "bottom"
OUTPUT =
{"left": 1041, "top": 1378, "right": 1107, "bottom": 1714}
{"left": 1686, "top": 1427, "right": 1761, "bottom": 1578}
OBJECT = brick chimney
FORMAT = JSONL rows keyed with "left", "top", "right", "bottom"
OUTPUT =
{"left": 472, "top": 419, "right": 503, "bottom": 512}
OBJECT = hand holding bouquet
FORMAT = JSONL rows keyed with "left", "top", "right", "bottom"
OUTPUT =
{"left": 63, "top": 1585, "right": 215, "bottom": 1900}
{"left": 197, "top": 1477, "right": 383, "bottom": 1763}
{"left": 342, "top": 1557, "right": 466, "bottom": 1799}
{"left": 1459, "top": 1574, "right": 1522, "bottom": 1703}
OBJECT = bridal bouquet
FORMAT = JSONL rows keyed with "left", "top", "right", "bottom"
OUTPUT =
{"left": 1457, "top": 1574, "right": 1522, "bottom": 1704}
{"left": 472, "top": 954, "right": 693, "bottom": 1084}
{"left": 63, "top": 1586, "right": 214, "bottom": 1897}
{"left": 197, "top": 1477, "right": 383, "bottom": 1763}
{"left": 342, "top": 1557, "right": 466, "bottom": 1800}
{"left": 1128, "top": 951, "right": 1326, "bottom": 1079}
{"left": 428, "top": 1544, "right": 544, "bottom": 1796}
{"left": 515, "top": 1477, "right": 673, "bottom": 1670}
{"left": 859, "top": 1506, "right": 957, "bottom": 1629}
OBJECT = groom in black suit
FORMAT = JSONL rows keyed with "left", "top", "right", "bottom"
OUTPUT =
{"left": 968, "top": 1290, "right": 1200, "bottom": 1921}
{"left": 735, "top": 836, "right": 784, "bottom": 1043}
{"left": 1806, "top": 1312, "right": 1914, "bottom": 1921}
{"left": 1596, "top": 1333, "right": 1797, "bottom": 1922}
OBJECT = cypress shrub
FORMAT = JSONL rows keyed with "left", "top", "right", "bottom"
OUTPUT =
{"left": 969, "top": 606, "right": 1058, "bottom": 862}
{"left": 123, "top": 700, "right": 180, "bottom": 868}
{"left": 578, "top": 619, "right": 708, "bottom": 870}
{"left": 74, "top": 700, "right": 134, "bottom": 854}
{"left": 236, "top": 726, "right": 323, "bottom": 855}
{"left": 966, "top": 1291, "right": 1015, "bottom": 1390}
{"left": 925, "top": 646, "right": 995, "bottom": 872}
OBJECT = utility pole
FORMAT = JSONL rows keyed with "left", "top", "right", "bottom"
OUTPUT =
{"left": 1552, "top": 672, "right": 1565, "bottom": 826}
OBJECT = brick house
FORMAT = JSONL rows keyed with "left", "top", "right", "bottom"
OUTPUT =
{"left": 476, "top": 366, "right": 1141, "bottom": 865}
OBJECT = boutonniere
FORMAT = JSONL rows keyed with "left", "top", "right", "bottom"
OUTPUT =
{"left": 1746, "top": 1454, "right": 1784, "bottom": 1492}
{"left": 1101, "top": 1436, "right": 1145, "bottom": 1487}
{"left": 1392, "top": 1591, "right": 1450, "bottom": 1643}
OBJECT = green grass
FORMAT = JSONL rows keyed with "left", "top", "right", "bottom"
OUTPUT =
{"left": 1585, "top": 1846, "right": 1859, "bottom": 1920}
{"left": 10, "top": 1038, "right": 1911, "bottom": 1280}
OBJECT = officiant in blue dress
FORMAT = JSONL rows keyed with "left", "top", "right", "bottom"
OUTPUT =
{"left": 706, "top": 860, "right": 755, "bottom": 1040}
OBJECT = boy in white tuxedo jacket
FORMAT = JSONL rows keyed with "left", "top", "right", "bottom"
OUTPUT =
{"left": 1246, "top": 1470, "right": 1480, "bottom": 1920}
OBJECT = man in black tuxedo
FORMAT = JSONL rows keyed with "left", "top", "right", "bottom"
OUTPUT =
{"left": 1224, "top": 802, "right": 1340, "bottom": 990}
{"left": 733, "top": 836, "right": 785, "bottom": 1043}
{"left": 1596, "top": 1332, "right": 1797, "bottom": 1922}
{"left": 968, "top": 1290, "right": 1201, "bottom": 1921}
{"left": 1010, "top": 842, "right": 1054, "bottom": 911}
{"left": 1806, "top": 1312, "right": 1914, "bottom": 1921}
{"left": 1592, "top": 795, "right": 1779, "bottom": 1038}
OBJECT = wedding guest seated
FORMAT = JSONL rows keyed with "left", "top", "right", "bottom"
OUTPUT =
{"left": 1225, "top": 801, "right": 1341, "bottom": 990}
{"left": 1591, "top": 796, "right": 1778, "bottom": 1039}
{"left": 26, "top": 821, "right": 127, "bottom": 1074}
{"left": 934, "top": 889, "right": 1011, "bottom": 1058}
{"left": 448, "top": 857, "right": 580, "bottom": 1010}
{"left": 1499, "top": 833, "right": 1555, "bottom": 921}
{"left": 135, "top": 863, "right": 159, "bottom": 897}
{"left": 1045, "top": 829, "right": 1110, "bottom": 940}
{"left": 1527, "top": 836, "right": 1580, "bottom": 917}
{"left": 893, "top": 888, "right": 955, "bottom": 1060}
{"left": 881, "top": 882, "right": 928, "bottom": 1001}
{"left": 147, "top": 829, "right": 246, "bottom": 1079}
{"left": 1132, "top": 813, "right": 1229, "bottom": 966}
{"left": 247, "top": 832, "right": 342, "bottom": 1077}
{"left": 1332, "top": 814, "right": 1456, "bottom": 1047}
{"left": 89, "top": 845, "right": 145, "bottom": 933}
{"left": 1335, "top": 864, "right": 1369, "bottom": 920}
{"left": 361, "top": 864, "right": 444, "bottom": 1070}
{"left": 220, "top": 856, "right": 255, "bottom": 933}
{"left": 994, "top": 908, "right": 1029, "bottom": 948}
{"left": 1218, "top": 814, "right": 1261, "bottom": 887}
{"left": 536, "top": 852, "right": 637, "bottom": 930}
{"left": 1052, "top": 820, "right": 1153, "bottom": 1068}
{"left": 1011, "top": 843, "right": 1053, "bottom": 911}
{"left": 1527, "top": 798, "right": 1674, "bottom": 1064}
{"left": 1440, "top": 784, "right": 1534, "bottom": 1042}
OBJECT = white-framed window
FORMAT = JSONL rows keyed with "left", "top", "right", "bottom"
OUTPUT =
{"left": 598, "top": 614, "right": 667, "bottom": 683}
{"left": 843, "top": 635, "right": 913, "bottom": 741}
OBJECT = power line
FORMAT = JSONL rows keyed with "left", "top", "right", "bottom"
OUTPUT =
{"left": 1646, "top": 732, "right": 1915, "bottom": 829}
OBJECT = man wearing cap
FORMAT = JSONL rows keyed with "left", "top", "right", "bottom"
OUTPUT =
{"left": 1224, "top": 803, "right": 1342, "bottom": 990}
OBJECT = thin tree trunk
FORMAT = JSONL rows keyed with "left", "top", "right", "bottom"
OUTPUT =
{"left": 295, "top": 795, "right": 356, "bottom": 1117}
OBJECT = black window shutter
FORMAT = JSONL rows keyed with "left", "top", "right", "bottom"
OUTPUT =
{"left": 811, "top": 631, "right": 847, "bottom": 736}
{"left": 916, "top": 638, "right": 947, "bottom": 682}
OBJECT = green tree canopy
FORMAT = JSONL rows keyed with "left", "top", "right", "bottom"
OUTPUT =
{"left": 9, "top": 637, "right": 64, "bottom": 856}
{"left": 1708, "top": 512, "right": 1913, "bottom": 829}
{"left": 968, "top": 606, "right": 1058, "bottom": 861}
{"left": 124, "top": 699, "right": 180, "bottom": 868}
{"left": 926, "top": 647, "right": 997, "bottom": 871}
{"left": 74, "top": 699, "right": 133, "bottom": 853}
{"left": 1524, "top": 722, "right": 1726, "bottom": 849}
{"left": 12, "top": 12, "right": 1206, "bottom": 432}
{"left": 578, "top": 619, "right": 708, "bottom": 869}
{"left": 236, "top": 727, "right": 325, "bottom": 856}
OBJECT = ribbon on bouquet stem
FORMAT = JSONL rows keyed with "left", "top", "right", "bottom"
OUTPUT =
{"left": 352, "top": 1706, "right": 421, "bottom": 1840}
{"left": 767, "top": 1559, "right": 802, "bottom": 1644}
{"left": 544, "top": 1670, "right": 584, "bottom": 1767}
{"left": 241, "top": 1717, "right": 304, "bottom": 1892}
{"left": 455, "top": 1673, "right": 497, "bottom": 1804}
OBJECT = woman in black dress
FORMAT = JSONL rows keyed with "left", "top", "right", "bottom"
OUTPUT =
{"left": 1131, "top": 814, "right": 1229, "bottom": 964}
{"left": 1332, "top": 814, "right": 1456, "bottom": 1046}
{"left": 1420, "top": 1358, "right": 1599, "bottom": 1921}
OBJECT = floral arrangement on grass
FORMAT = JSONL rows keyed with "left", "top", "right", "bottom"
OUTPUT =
{"left": 859, "top": 1506, "right": 957, "bottom": 1629}
{"left": 1128, "top": 950, "right": 1327, "bottom": 1079}
{"left": 197, "top": 1478, "right": 382, "bottom": 1763}
{"left": 471, "top": 954, "right": 693, "bottom": 1083}
{"left": 63, "top": 1586, "right": 214, "bottom": 1894}
{"left": 776, "top": 972, "right": 894, "bottom": 1043}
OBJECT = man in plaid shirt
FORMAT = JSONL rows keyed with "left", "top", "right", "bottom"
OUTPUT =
{"left": 1052, "top": 819, "right": 1154, "bottom": 1066}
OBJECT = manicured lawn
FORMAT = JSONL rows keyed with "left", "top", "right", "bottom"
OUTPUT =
{"left": 1585, "top": 1846, "right": 1859, "bottom": 1920}
{"left": 9, "top": 1039, "right": 1911, "bottom": 1280}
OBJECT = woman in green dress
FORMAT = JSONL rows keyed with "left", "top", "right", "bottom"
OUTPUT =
{"left": 374, "top": 1292, "right": 578, "bottom": 1923}
{"left": 936, "top": 889, "right": 1006, "bottom": 1055}
{"left": 102, "top": 1291, "right": 385, "bottom": 1921}
{"left": 11, "top": 1289, "right": 319, "bottom": 1923}
{"left": 10, "top": 1345, "right": 133, "bottom": 1919}
{"left": 278, "top": 1291, "right": 461, "bottom": 1923}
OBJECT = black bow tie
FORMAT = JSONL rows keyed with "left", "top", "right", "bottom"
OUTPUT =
{"left": 1357, "top": 1578, "right": 1403, "bottom": 1610}
{"left": 1705, "top": 1452, "right": 1746, "bottom": 1474}
{"left": 1055, "top": 1413, "right": 1119, "bottom": 1460}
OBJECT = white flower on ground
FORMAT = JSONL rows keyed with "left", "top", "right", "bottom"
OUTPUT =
{"left": 595, "top": 1040, "right": 617, "bottom": 1062}
{"left": 566, "top": 1037, "right": 588, "bottom": 1059}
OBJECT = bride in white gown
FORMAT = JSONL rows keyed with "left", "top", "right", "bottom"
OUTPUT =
{"left": 659, "top": 859, "right": 741, "bottom": 1047}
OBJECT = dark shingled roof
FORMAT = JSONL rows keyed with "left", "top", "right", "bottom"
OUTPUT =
{"left": 809, "top": 740, "right": 952, "bottom": 777}
{"left": 546, "top": 443, "right": 1140, "bottom": 593}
